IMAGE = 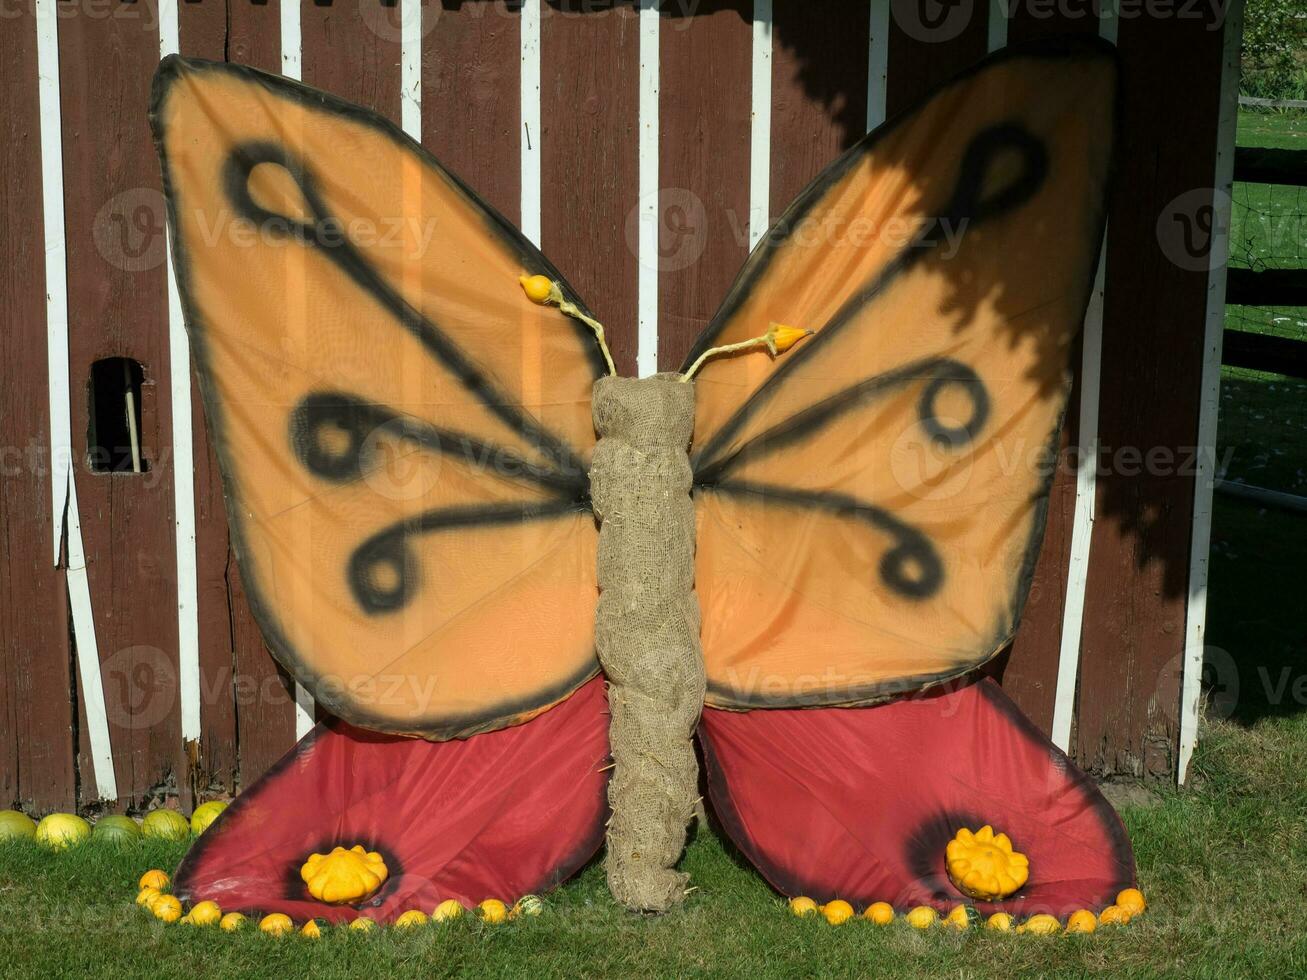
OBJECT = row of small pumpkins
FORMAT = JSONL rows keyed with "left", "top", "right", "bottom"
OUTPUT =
{"left": 0, "top": 802, "right": 228, "bottom": 848}
{"left": 788, "top": 887, "right": 1147, "bottom": 935}
{"left": 136, "top": 868, "right": 541, "bottom": 936}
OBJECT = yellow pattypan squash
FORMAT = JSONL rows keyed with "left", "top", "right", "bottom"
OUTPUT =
{"left": 945, "top": 825, "right": 1029, "bottom": 901}
{"left": 300, "top": 844, "right": 388, "bottom": 904}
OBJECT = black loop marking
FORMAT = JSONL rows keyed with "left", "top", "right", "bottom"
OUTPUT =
{"left": 289, "top": 392, "right": 390, "bottom": 482}
{"left": 879, "top": 521, "right": 944, "bottom": 599}
{"left": 221, "top": 141, "right": 327, "bottom": 244}
{"left": 349, "top": 530, "right": 415, "bottom": 615}
{"left": 940, "top": 122, "right": 1049, "bottom": 230}
{"left": 918, "top": 362, "right": 990, "bottom": 449}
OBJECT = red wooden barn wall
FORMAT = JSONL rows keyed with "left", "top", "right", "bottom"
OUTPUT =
{"left": 0, "top": 0, "right": 1232, "bottom": 813}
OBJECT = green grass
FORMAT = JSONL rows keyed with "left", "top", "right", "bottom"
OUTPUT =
{"left": 1236, "top": 109, "right": 1307, "bottom": 152}
{"left": 2, "top": 737, "right": 1306, "bottom": 980}
{"left": 1217, "top": 370, "right": 1307, "bottom": 494}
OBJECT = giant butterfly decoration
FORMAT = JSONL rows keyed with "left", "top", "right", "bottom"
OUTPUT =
{"left": 154, "top": 36, "right": 1135, "bottom": 924}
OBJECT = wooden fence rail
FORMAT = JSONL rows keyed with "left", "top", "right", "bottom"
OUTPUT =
{"left": 1222, "top": 145, "right": 1307, "bottom": 376}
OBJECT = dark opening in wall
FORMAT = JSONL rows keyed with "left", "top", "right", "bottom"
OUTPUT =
{"left": 88, "top": 357, "right": 148, "bottom": 474}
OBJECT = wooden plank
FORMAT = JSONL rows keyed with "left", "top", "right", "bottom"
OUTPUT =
{"left": 769, "top": 0, "right": 869, "bottom": 213}
{"left": 229, "top": 0, "right": 286, "bottom": 70}
{"left": 59, "top": 9, "right": 184, "bottom": 806}
{"left": 884, "top": 1, "right": 987, "bottom": 116}
{"left": 1076, "top": 15, "right": 1225, "bottom": 778}
{"left": 303, "top": 0, "right": 403, "bottom": 124}
{"left": 1240, "top": 95, "right": 1307, "bottom": 111}
{"left": 658, "top": 0, "right": 752, "bottom": 370}
{"left": 540, "top": 2, "right": 640, "bottom": 375}
{"left": 424, "top": 1, "right": 522, "bottom": 227}
{"left": 0, "top": 5, "right": 78, "bottom": 814}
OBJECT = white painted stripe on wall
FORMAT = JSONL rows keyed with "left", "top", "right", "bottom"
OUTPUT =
{"left": 637, "top": 0, "right": 659, "bottom": 376}
{"left": 1180, "top": 0, "right": 1242, "bottom": 784}
{"left": 749, "top": 0, "right": 772, "bottom": 249}
{"left": 281, "top": 3, "right": 314, "bottom": 738}
{"left": 866, "top": 0, "right": 889, "bottom": 130}
{"left": 159, "top": 3, "right": 202, "bottom": 744}
{"left": 36, "top": 0, "right": 117, "bottom": 798}
{"left": 1049, "top": 14, "right": 1119, "bottom": 752}
{"left": 520, "top": 0, "right": 542, "bottom": 246}
{"left": 66, "top": 475, "right": 119, "bottom": 801}
{"left": 36, "top": 0, "right": 71, "bottom": 565}
{"left": 281, "top": 0, "right": 302, "bottom": 80}
{"left": 986, "top": 0, "right": 1008, "bottom": 52}
{"left": 1050, "top": 247, "right": 1106, "bottom": 752}
{"left": 401, "top": 0, "right": 422, "bottom": 141}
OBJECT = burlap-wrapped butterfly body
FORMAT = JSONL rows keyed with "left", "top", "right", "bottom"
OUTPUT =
{"left": 155, "top": 39, "right": 1138, "bottom": 923}
{"left": 590, "top": 376, "right": 703, "bottom": 910}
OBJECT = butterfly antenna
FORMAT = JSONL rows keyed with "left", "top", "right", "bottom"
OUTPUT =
{"left": 680, "top": 322, "right": 813, "bottom": 382}
{"left": 520, "top": 275, "right": 618, "bottom": 377}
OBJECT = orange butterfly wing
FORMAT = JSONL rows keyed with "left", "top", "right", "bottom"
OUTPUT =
{"left": 687, "top": 39, "right": 1118, "bottom": 708}
{"left": 152, "top": 57, "right": 604, "bottom": 738}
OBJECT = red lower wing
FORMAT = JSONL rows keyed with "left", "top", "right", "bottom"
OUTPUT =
{"left": 174, "top": 678, "right": 610, "bottom": 923}
{"left": 699, "top": 678, "right": 1134, "bottom": 917}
